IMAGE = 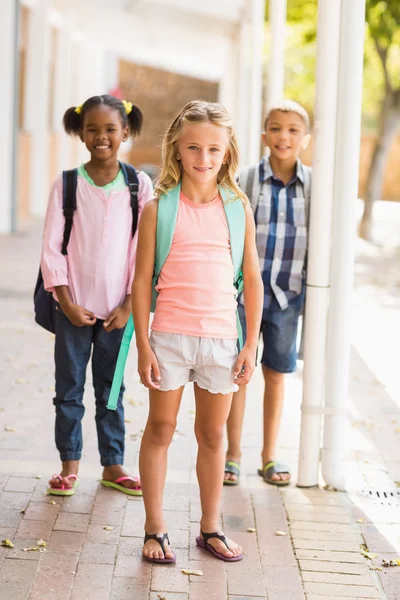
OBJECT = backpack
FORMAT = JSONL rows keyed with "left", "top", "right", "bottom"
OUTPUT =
{"left": 33, "top": 162, "right": 140, "bottom": 333}
{"left": 107, "top": 183, "right": 246, "bottom": 410}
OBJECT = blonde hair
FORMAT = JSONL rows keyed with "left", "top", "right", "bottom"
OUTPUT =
{"left": 264, "top": 100, "right": 310, "bottom": 132}
{"left": 154, "top": 100, "right": 247, "bottom": 203}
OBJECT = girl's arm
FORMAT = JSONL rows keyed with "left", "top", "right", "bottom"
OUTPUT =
{"left": 131, "top": 199, "right": 161, "bottom": 389}
{"left": 234, "top": 204, "right": 264, "bottom": 384}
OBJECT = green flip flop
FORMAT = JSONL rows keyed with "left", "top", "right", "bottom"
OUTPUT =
{"left": 223, "top": 461, "right": 240, "bottom": 486}
{"left": 100, "top": 476, "right": 142, "bottom": 496}
{"left": 47, "top": 474, "right": 80, "bottom": 496}
{"left": 258, "top": 461, "right": 291, "bottom": 487}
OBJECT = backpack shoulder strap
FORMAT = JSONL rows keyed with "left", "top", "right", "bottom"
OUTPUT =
{"left": 119, "top": 162, "right": 139, "bottom": 238}
{"left": 239, "top": 164, "right": 261, "bottom": 216}
{"left": 61, "top": 169, "right": 78, "bottom": 256}
{"left": 220, "top": 187, "right": 246, "bottom": 292}
{"left": 151, "top": 183, "right": 180, "bottom": 312}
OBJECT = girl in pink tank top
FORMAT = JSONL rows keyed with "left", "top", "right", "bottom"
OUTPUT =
{"left": 131, "top": 101, "right": 263, "bottom": 564}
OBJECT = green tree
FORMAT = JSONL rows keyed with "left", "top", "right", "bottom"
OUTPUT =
{"left": 266, "top": 0, "right": 400, "bottom": 240}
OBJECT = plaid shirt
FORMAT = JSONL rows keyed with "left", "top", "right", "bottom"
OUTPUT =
{"left": 239, "top": 157, "right": 311, "bottom": 311}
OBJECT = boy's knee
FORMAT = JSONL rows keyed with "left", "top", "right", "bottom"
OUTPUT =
{"left": 262, "top": 365, "right": 285, "bottom": 384}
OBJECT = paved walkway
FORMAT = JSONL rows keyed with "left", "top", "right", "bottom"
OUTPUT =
{"left": 0, "top": 219, "right": 399, "bottom": 600}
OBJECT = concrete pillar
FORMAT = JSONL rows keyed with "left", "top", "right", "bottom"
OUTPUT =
{"left": 23, "top": 0, "right": 51, "bottom": 216}
{"left": 53, "top": 25, "right": 73, "bottom": 172}
{"left": 236, "top": 19, "right": 252, "bottom": 165}
{"left": 248, "top": 0, "right": 265, "bottom": 164}
{"left": 297, "top": 0, "right": 342, "bottom": 488}
{"left": 322, "top": 0, "right": 366, "bottom": 491}
{"left": 267, "top": 0, "right": 287, "bottom": 108}
{"left": 0, "top": 0, "right": 18, "bottom": 233}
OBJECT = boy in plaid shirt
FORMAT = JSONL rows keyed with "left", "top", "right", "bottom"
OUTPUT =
{"left": 224, "top": 100, "right": 311, "bottom": 486}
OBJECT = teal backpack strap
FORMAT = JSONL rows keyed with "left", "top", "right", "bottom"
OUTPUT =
{"left": 151, "top": 183, "right": 181, "bottom": 311}
{"left": 108, "top": 183, "right": 181, "bottom": 410}
{"left": 220, "top": 186, "right": 246, "bottom": 349}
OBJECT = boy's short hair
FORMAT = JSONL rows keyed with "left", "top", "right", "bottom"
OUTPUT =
{"left": 264, "top": 100, "right": 310, "bottom": 133}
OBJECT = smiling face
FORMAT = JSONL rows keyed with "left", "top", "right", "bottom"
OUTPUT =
{"left": 176, "top": 122, "right": 230, "bottom": 186}
{"left": 262, "top": 110, "right": 308, "bottom": 162}
{"left": 80, "top": 104, "right": 128, "bottom": 161}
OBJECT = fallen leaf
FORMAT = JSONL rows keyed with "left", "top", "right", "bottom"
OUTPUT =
{"left": 369, "top": 565, "right": 382, "bottom": 571}
{"left": 48, "top": 386, "right": 55, "bottom": 392}
{"left": 15, "top": 377, "right": 27, "bottom": 384}
{"left": 382, "top": 558, "right": 399, "bottom": 567}
{"left": 275, "top": 530, "right": 288, "bottom": 536}
{"left": 361, "top": 548, "right": 379, "bottom": 560}
{"left": 4, "top": 425, "right": 16, "bottom": 432}
{"left": 396, "top": 559, "right": 400, "bottom": 566}
{"left": 395, "top": 482, "right": 400, "bottom": 488}
{"left": 5, "top": 355, "right": 16, "bottom": 362}
{"left": 247, "top": 527, "right": 257, "bottom": 533}
{"left": 103, "top": 526, "right": 113, "bottom": 531}
{"left": 37, "top": 539, "right": 46, "bottom": 547}
{"left": 181, "top": 569, "right": 203, "bottom": 576}
{"left": 49, "top": 500, "right": 57, "bottom": 505}
{"left": 1, "top": 539, "right": 14, "bottom": 548}
{"left": 356, "top": 518, "right": 364, "bottom": 524}
{"left": 35, "top": 475, "right": 43, "bottom": 480}
{"left": 20, "top": 507, "right": 27, "bottom": 514}
{"left": 157, "top": 595, "right": 167, "bottom": 600}
{"left": 0, "top": 407, "right": 4, "bottom": 412}
{"left": 394, "top": 427, "right": 400, "bottom": 433}
{"left": 22, "top": 547, "right": 40, "bottom": 552}
{"left": 124, "top": 418, "right": 132, "bottom": 423}
{"left": 28, "top": 360, "right": 39, "bottom": 367}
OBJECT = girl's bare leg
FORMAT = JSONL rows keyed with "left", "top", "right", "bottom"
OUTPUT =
{"left": 139, "top": 387, "right": 183, "bottom": 560}
{"left": 194, "top": 384, "right": 242, "bottom": 558}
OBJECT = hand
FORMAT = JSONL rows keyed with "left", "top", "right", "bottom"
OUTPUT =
{"left": 233, "top": 344, "right": 256, "bottom": 386}
{"left": 137, "top": 345, "right": 161, "bottom": 390}
{"left": 61, "top": 303, "right": 97, "bottom": 327}
{"left": 103, "top": 305, "right": 130, "bottom": 332}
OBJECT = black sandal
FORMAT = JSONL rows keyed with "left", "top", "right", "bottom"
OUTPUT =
{"left": 142, "top": 532, "right": 176, "bottom": 564}
{"left": 223, "top": 460, "right": 240, "bottom": 486}
{"left": 195, "top": 530, "right": 243, "bottom": 562}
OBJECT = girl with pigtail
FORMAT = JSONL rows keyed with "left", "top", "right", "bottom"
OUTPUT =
{"left": 40, "top": 94, "right": 153, "bottom": 496}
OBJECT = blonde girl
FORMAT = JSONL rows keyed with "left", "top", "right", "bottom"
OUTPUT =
{"left": 132, "top": 100, "right": 263, "bottom": 563}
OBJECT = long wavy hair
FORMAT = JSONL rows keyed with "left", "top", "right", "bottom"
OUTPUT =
{"left": 154, "top": 100, "right": 247, "bottom": 204}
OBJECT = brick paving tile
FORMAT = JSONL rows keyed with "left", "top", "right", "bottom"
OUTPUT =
{"left": 302, "top": 570, "right": 376, "bottom": 586}
{"left": 0, "top": 491, "right": 33, "bottom": 509}
{"left": 290, "top": 521, "right": 360, "bottom": 533}
{"left": 304, "top": 582, "right": 381, "bottom": 598}
{"left": 90, "top": 504, "right": 125, "bottom": 526}
{"left": 188, "top": 559, "right": 226, "bottom": 582}
{"left": 295, "top": 548, "right": 366, "bottom": 563}
{"left": 189, "top": 580, "right": 228, "bottom": 600}
{"left": 94, "top": 487, "right": 128, "bottom": 507}
{"left": 293, "top": 538, "right": 361, "bottom": 552}
{"left": 299, "top": 558, "right": 370, "bottom": 575}
{"left": 86, "top": 523, "right": 122, "bottom": 545}
{"left": 53, "top": 512, "right": 90, "bottom": 533}
{"left": 15, "top": 519, "right": 53, "bottom": 540}
{"left": 46, "top": 530, "right": 86, "bottom": 553}
{"left": 71, "top": 562, "right": 114, "bottom": 592}
{"left": 163, "top": 493, "right": 190, "bottom": 512}
{"left": 117, "top": 536, "right": 143, "bottom": 556}
{"left": 228, "top": 597, "right": 267, "bottom": 600}
{"left": 151, "top": 564, "right": 190, "bottom": 595}
{"left": 79, "top": 541, "right": 118, "bottom": 565}
{"left": 110, "top": 577, "right": 150, "bottom": 600}
{"left": 60, "top": 494, "right": 96, "bottom": 514}
{"left": 149, "top": 593, "right": 188, "bottom": 600}
{"left": 227, "top": 573, "right": 267, "bottom": 597}
{"left": 28, "top": 551, "right": 78, "bottom": 600}
{"left": 290, "top": 529, "right": 363, "bottom": 543}
{"left": 0, "top": 508, "right": 22, "bottom": 529}
{"left": 288, "top": 510, "right": 352, "bottom": 524}
{"left": 263, "top": 566, "right": 306, "bottom": 600}
{"left": 368, "top": 571, "right": 400, "bottom": 600}
{"left": 69, "top": 589, "right": 110, "bottom": 600}
{"left": 23, "top": 501, "right": 59, "bottom": 523}
{"left": 306, "top": 596, "right": 383, "bottom": 600}
{"left": 4, "top": 538, "right": 45, "bottom": 560}
{"left": 0, "top": 558, "right": 37, "bottom": 600}
{"left": 4, "top": 477, "right": 37, "bottom": 493}
{"left": 114, "top": 554, "right": 152, "bottom": 580}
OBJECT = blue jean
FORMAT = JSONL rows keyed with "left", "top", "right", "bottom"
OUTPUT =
{"left": 53, "top": 305, "right": 125, "bottom": 466}
{"left": 238, "top": 288, "right": 305, "bottom": 373}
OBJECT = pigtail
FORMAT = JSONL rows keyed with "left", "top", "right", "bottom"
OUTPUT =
{"left": 126, "top": 104, "right": 143, "bottom": 137}
{"left": 63, "top": 107, "right": 82, "bottom": 136}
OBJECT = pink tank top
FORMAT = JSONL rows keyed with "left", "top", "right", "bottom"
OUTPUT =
{"left": 151, "top": 192, "right": 238, "bottom": 339}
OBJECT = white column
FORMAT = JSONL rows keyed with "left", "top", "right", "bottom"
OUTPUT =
{"left": 236, "top": 20, "right": 252, "bottom": 165}
{"left": 53, "top": 25, "right": 73, "bottom": 173}
{"left": 0, "top": 0, "right": 18, "bottom": 233}
{"left": 267, "top": 0, "right": 287, "bottom": 108}
{"left": 248, "top": 0, "right": 265, "bottom": 164}
{"left": 297, "top": 0, "right": 342, "bottom": 488}
{"left": 321, "top": 0, "right": 366, "bottom": 491}
{"left": 24, "top": 0, "right": 51, "bottom": 216}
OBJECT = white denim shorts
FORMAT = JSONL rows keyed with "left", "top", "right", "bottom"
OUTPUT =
{"left": 149, "top": 331, "right": 239, "bottom": 395}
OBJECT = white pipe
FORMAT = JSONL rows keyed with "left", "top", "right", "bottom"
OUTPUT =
{"left": 267, "top": 0, "right": 287, "bottom": 108}
{"left": 0, "top": 0, "right": 18, "bottom": 233}
{"left": 297, "top": 0, "right": 342, "bottom": 488}
{"left": 236, "top": 19, "right": 251, "bottom": 165}
{"left": 248, "top": 0, "right": 265, "bottom": 164}
{"left": 322, "top": 0, "right": 366, "bottom": 491}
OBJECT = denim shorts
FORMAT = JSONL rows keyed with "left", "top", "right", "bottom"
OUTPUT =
{"left": 238, "top": 292, "right": 304, "bottom": 374}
